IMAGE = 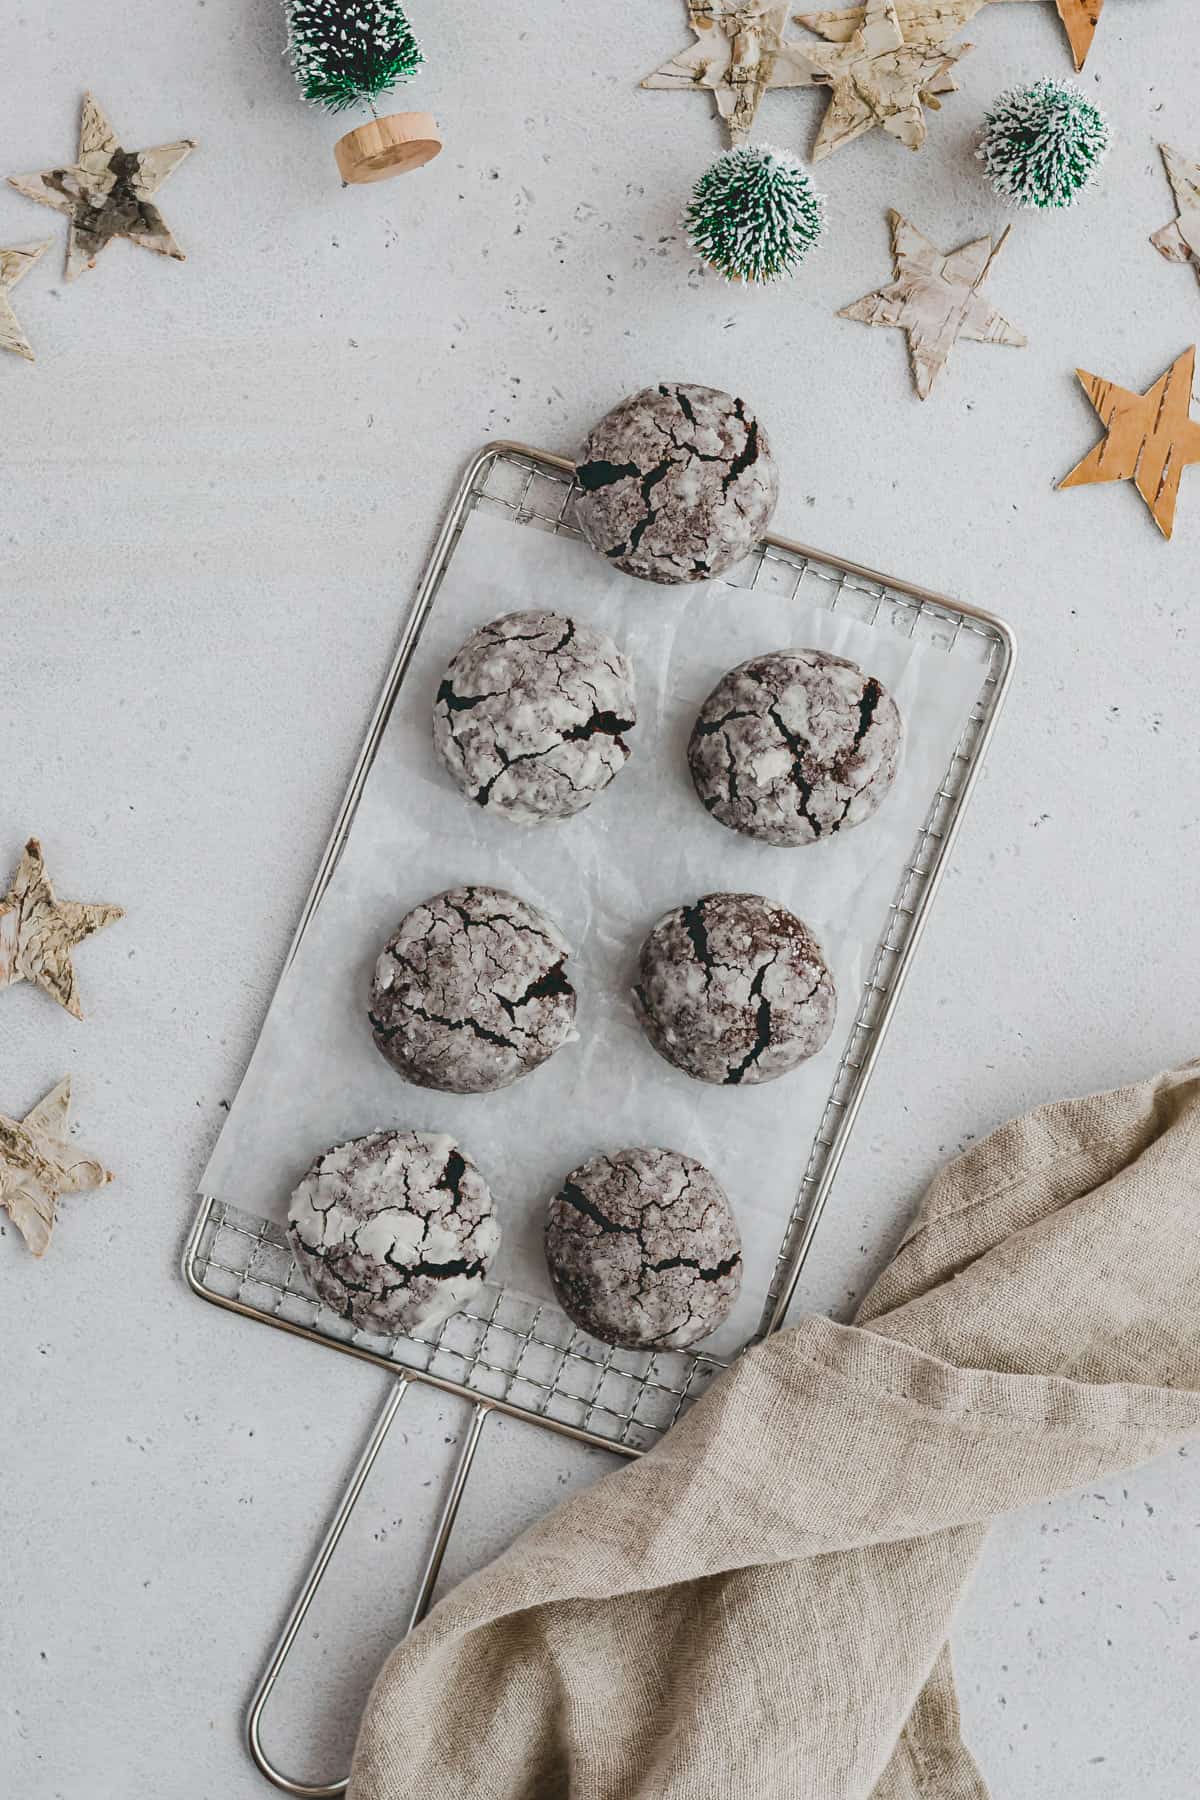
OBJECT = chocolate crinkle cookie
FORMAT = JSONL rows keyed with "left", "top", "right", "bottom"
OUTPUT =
{"left": 370, "top": 885, "right": 578, "bottom": 1094}
{"left": 544, "top": 1146, "right": 742, "bottom": 1350}
{"left": 287, "top": 1129, "right": 500, "bottom": 1336}
{"left": 432, "top": 609, "right": 637, "bottom": 823}
{"left": 688, "top": 649, "right": 902, "bottom": 846}
{"left": 573, "top": 383, "right": 779, "bottom": 584}
{"left": 634, "top": 892, "right": 836, "bottom": 1085}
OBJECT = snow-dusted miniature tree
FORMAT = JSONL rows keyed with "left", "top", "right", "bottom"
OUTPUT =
{"left": 686, "top": 145, "right": 826, "bottom": 283}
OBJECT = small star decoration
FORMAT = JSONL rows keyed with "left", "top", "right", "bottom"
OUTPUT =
{"left": 0, "top": 240, "right": 50, "bottom": 362}
{"left": 8, "top": 92, "right": 196, "bottom": 281}
{"left": 1151, "top": 144, "right": 1200, "bottom": 290}
{"left": 796, "top": 0, "right": 973, "bottom": 160}
{"left": 838, "top": 211, "right": 1026, "bottom": 399}
{"left": 1058, "top": 347, "right": 1200, "bottom": 541}
{"left": 0, "top": 839, "right": 123, "bottom": 1019}
{"left": 642, "top": 2, "right": 817, "bottom": 145}
{"left": 0, "top": 1077, "right": 113, "bottom": 1258}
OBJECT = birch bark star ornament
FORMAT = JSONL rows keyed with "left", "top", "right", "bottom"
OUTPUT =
{"left": 0, "top": 241, "right": 50, "bottom": 362}
{"left": 1058, "top": 348, "right": 1200, "bottom": 542}
{"left": 796, "top": 0, "right": 973, "bottom": 160}
{"left": 1152, "top": 145, "right": 1200, "bottom": 290}
{"left": 0, "top": 1078, "right": 113, "bottom": 1258}
{"left": 0, "top": 839, "right": 123, "bottom": 1019}
{"left": 642, "top": 2, "right": 816, "bottom": 146}
{"left": 7, "top": 94, "right": 195, "bottom": 281}
{"left": 838, "top": 211, "right": 1026, "bottom": 399}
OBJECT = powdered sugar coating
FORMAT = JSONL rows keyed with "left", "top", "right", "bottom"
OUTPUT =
{"left": 369, "top": 884, "right": 578, "bottom": 1094}
{"left": 544, "top": 1146, "right": 742, "bottom": 1350}
{"left": 634, "top": 892, "right": 836, "bottom": 1085}
{"left": 574, "top": 383, "right": 779, "bottom": 584}
{"left": 688, "top": 649, "right": 902, "bottom": 846}
{"left": 287, "top": 1129, "right": 500, "bottom": 1335}
{"left": 432, "top": 609, "right": 637, "bottom": 823}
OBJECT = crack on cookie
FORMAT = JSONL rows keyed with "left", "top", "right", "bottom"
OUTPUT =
{"left": 766, "top": 703, "right": 825, "bottom": 839}
{"left": 558, "top": 1177, "right": 630, "bottom": 1237}
{"left": 435, "top": 679, "right": 502, "bottom": 714}
{"left": 724, "top": 956, "right": 775, "bottom": 1085}
{"left": 671, "top": 384, "right": 696, "bottom": 425}
{"left": 576, "top": 457, "right": 642, "bottom": 491}
{"left": 720, "top": 397, "right": 758, "bottom": 499}
{"left": 646, "top": 1250, "right": 742, "bottom": 1282}
{"left": 678, "top": 899, "right": 714, "bottom": 987}
{"left": 371, "top": 996, "right": 514, "bottom": 1052}
{"left": 437, "top": 1145, "right": 468, "bottom": 1207}
{"left": 496, "top": 957, "right": 573, "bottom": 1021}
{"left": 610, "top": 455, "right": 674, "bottom": 560}
{"left": 560, "top": 708, "right": 636, "bottom": 748}
{"left": 388, "top": 1250, "right": 486, "bottom": 1281}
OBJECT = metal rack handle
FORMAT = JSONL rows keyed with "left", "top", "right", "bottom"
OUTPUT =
{"left": 246, "top": 1380, "right": 493, "bottom": 1796}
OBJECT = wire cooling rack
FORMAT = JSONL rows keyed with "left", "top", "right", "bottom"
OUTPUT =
{"left": 182, "top": 441, "right": 1015, "bottom": 1796}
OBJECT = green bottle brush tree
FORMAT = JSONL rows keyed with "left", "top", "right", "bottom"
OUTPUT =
{"left": 685, "top": 145, "right": 827, "bottom": 283}
{"left": 284, "top": 0, "right": 443, "bottom": 184}
{"left": 978, "top": 78, "right": 1110, "bottom": 211}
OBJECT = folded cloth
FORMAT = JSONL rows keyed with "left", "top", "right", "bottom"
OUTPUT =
{"left": 349, "top": 1063, "right": 1200, "bottom": 1800}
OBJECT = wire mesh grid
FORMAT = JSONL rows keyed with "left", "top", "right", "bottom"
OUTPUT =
{"left": 186, "top": 442, "right": 1012, "bottom": 1457}
{"left": 191, "top": 1196, "right": 718, "bottom": 1452}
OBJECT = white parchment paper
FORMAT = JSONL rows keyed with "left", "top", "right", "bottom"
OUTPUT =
{"left": 203, "top": 506, "right": 984, "bottom": 1354}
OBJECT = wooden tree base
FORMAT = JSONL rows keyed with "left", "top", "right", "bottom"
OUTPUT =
{"left": 334, "top": 111, "right": 442, "bottom": 185}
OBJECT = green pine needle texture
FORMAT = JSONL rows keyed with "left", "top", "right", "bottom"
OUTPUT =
{"left": 686, "top": 145, "right": 826, "bottom": 283}
{"left": 978, "top": 78, "right": 1110, "bottom": 211}
{"left": 286, "top": 0, "right": 423, "bottom": 112}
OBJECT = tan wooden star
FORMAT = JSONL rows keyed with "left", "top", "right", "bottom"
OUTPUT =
{"left": 8, "top": 92, "right": 196, "bottom": 281}
{"left": 0, "top": 240, "right": 51, "bottom": 362}
{"left": 0, "top": 1077, "right": 113, "bottom": 1258}
{"left": 1151, "top": 145, "right": 1200, "bottom": 290}
{"left": 1053, "top": 0, "right": 1103, "bottom": 71}
{"left": 642, "top": 2, "right": 817, "bottom": 145}
{"left": 0, "top": 839, "right": 123, "bottom": 1019}
{"left": 796, "top": 0, "right": 971, "bottom": 160}
{"left": 838, "top": 211, "right": 1026, "bottom": 399}
{"left": 986, "top": 0, "right": 1104, "bottom": 71}
{"left": 1058, "top": 348, "right": 1200, "bottom": 541}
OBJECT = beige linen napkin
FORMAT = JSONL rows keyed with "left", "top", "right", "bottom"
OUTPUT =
{"left": 349, "top": 1063, "right": 1200, "bottom": 1800}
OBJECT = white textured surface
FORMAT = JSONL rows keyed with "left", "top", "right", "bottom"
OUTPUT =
{"left": 2, "top": 2, "right": 1198, "bottom": 1796}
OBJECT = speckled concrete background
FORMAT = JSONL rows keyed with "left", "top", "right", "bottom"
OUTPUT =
{"left": 3, "top": 2, "right": 1198, "bottom": 1795}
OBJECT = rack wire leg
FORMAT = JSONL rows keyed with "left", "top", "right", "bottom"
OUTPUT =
{"left": 245, "top": 1386, "right": 493, "bottom": 1798}
{"left": 246, "top": 1378, "right": 410, "bottom": 1798}
{"left": 406, "top": 1401, "right": 490, "bottom": 1632}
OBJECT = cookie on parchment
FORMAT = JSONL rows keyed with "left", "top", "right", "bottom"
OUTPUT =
{"left": 544, "top": 1146, "right": 741, "bottom": 1350}
{"left": 369, "top": 885, "right": 578, "bottom": 1094}
{"left": 432, "top": 609, "right": 636, "bottom": 823}
{"left": 288, "top": 1129, "right": 500, "bottom": 1336}
{"left": 634, "top": 891, "right": 836, "bottom": 1085}
{"left": 688, "top": 649, "right": 902, "bottom": 846}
